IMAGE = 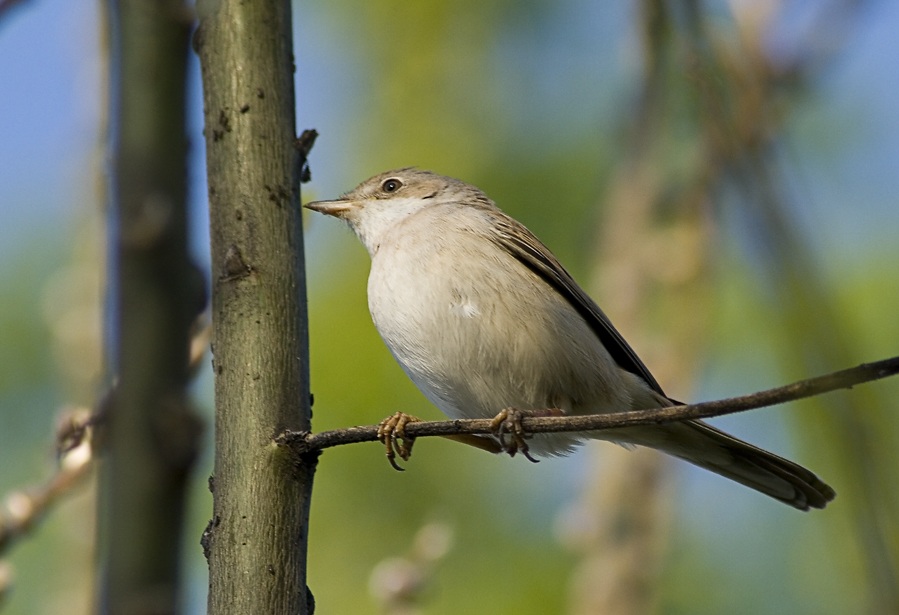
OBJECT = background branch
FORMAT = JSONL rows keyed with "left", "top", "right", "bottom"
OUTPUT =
{"left": 0, "top": 407, "right": 94, "bottom": 559}
{"left": 100, "top": 0, "right": 203, "bottom": 612}
{"left": 0, "top": 322, "right": 210, "bottom": 561}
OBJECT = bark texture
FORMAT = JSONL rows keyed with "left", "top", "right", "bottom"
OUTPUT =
{"left": 196, "top": 0, "right": 315, "bottom": 612}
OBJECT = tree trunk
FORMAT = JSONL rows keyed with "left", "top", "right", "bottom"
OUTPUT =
{"left": 195, "top": 0, "right": 316, "bottom": 612}
{"left": 102, "top": 1, "right": 202, "bottom": 613}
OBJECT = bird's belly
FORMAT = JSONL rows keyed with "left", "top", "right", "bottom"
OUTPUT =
{"left": 367, "top": 253, "right": 628, "bottom": 431}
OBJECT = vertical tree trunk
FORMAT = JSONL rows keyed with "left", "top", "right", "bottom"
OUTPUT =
{"left": 567, "top": 4, "right": 710, "bottom": 612}
{"left": 195, "top": 0, "right": 315, "bottom": 612}
{"left": 102, "top": 1, "right": 201, "bottom": 613}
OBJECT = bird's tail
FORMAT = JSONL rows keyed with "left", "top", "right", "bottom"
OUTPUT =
{"left": 611, "top": 417, "right": 836, "bottom": 511}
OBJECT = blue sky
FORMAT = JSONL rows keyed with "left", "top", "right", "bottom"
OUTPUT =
{"left": 2, "top": 2, "right": 898, "bottom": 263}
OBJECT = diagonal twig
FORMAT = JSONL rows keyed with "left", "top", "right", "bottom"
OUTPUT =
{"left": 0, "top": 320, "right": 211, "bottom": 559}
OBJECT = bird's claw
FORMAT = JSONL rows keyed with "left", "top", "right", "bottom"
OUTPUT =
{"left": 377, "top": 412, "right": 421, "bottom": 471}
{"left": 489, "top": 408, "right": 540, "bottom": 464}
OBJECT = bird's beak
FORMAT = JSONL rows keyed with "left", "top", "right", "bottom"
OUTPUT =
{"left": 304, "top": 198, "right": 354, "bottom": 218}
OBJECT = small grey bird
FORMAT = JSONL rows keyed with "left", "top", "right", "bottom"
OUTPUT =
{"left": 305, "top": 168, "right": 835, "bottom": 511}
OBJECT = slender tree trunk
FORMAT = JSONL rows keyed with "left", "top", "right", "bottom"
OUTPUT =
{"left": 195, "top": 0, "right": 315, "bottom": 612}
{"left": 102, "top": 0, "right": 202, "bottom": 613}
{"left": 568, "top": 5, "right": 710, "bottom": 612}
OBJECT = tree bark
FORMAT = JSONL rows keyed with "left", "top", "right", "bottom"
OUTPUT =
{"left": 102, "top": 1, "right": 202, "bottom": 613}
{"left": 195, "top": 0, "right": 315, "bottom": 612}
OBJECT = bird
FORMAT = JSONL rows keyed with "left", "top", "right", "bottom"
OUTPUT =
{"left": 305, "top": 168, "right": 836, "bottom": 511}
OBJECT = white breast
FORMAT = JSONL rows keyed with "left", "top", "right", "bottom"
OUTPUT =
{"left": 365, "top": 204, "right": 632, "bottom": 455}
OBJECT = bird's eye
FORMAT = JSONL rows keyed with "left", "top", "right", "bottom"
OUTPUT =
{"left": 381, "top": 178, "right": 402, "bottom": 193}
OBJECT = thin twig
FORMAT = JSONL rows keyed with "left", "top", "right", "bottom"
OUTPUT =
{"left": 0, "top": 320, "right": 210, "bottom": 558}
{"left": 0, "top": 407, "right": 95, "bottom": 556}
{"left": 280, "top": 356, "right": 899, "bottom": 454}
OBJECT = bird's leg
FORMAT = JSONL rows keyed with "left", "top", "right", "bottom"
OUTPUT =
{"left": 377, "top": 412, "right": 421, "bottom": 471}
{"left": 490, "top": 408, "right": 565, "bottom": 463}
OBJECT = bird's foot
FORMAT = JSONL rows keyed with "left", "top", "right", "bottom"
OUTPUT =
{"left": 377, "top": 412, "right": 422, "bottom": 471}
{"left": 489, "top": 408, "right": 565, "bottom": 463}
{"left": 490, "top": 408, "right": 538, "bottom": 463}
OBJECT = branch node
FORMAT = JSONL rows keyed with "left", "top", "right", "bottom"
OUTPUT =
{"left": 294, "top": 129, "right": 318, "bottom": 184}
{"left": 275, "top": 430, "right": 322, "bottom": 473}
{"left": 220, "top": 244, "right": 252, "bottom": 282}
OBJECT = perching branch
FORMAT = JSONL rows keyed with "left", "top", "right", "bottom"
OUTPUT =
{"left": 280, "top": 356, "right": 899, "bottom": 455}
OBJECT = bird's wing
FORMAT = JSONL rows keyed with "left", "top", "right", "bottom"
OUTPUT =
{"left": 488, "top": 211, "right": 667, "bottom": 397}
